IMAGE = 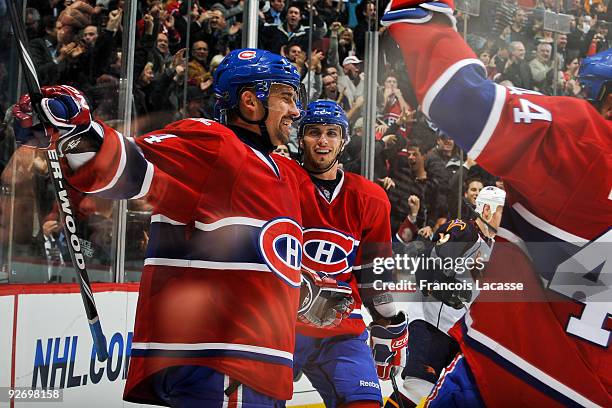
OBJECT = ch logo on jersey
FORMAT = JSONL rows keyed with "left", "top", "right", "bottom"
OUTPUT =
{"left": 259, "top": 218, "right": 303, "bottom": 287}
{"left": 302, "top": 228, "right": 357, "bottom": 275}
{"left": 238, "top": 50, "right": 257, "bottom": 60}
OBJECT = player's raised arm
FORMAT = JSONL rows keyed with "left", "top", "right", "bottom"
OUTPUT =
{"left": 383, "top": 7, "right": 612, "bottom": 202}
{"left": 12, "top": 85, "right": 222, "bottom": 212}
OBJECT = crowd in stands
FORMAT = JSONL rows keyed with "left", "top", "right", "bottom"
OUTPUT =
{"left": 0, "top": 0, "right": 609, "bottom": 280}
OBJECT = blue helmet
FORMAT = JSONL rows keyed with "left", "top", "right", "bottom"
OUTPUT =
{"left": 213, "top": 48, "right": 304, "bottom": 123}
{"left": 578, "top": 48, "right": 612, "bottom": 105}
{"left": 298, "top": 100, "right": 350, "bottom": 144}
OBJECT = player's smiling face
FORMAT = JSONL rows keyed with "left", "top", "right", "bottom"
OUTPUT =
{"left": 301, "top": 124, "right": 343, "bottom": 174}
{"left": 266, "top": 83, "right": 301, "bottom": 146}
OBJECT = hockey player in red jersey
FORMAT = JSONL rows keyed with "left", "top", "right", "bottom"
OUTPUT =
{"left": 290, "top": 100, "right": 408, "bottom": 407}
{"left": 380, "top": 2, "right": 612, "bottom": 407}
{"left": 12, "top": 50, "right": 354, "bottom": 407}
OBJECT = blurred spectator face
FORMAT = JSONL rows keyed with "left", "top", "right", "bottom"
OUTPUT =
{"left": 82, "top": 25, "right": 98, "bottom": 46}
{"left": 384, "top": 76, "right": 398, "bottom": 90}
{"left": 565, "top": 57, "right": 579, "bottom": 74}
{"left": 406, "top": 147, "right": 420, "bottom": 167}
{"left": 479, "top": 51, "right": 490, "bottom": 65}
{"left": 210, "top": 10, "right": 226, "bottom": 30}
{"left": 140, "top": 62, "right": 154, "bottom": 85}
{"left": 465, "top": 180, "right": 483, "bottom": 205}
{"left": 56, "top": 21, "right": 74, "bottom": 45}
{"left": 437, "top": 135, "right": 454, "bottom": 153}
{"left": 323, "top": 75, "right": 338, "bottom": 94}
{"left": 192, "top": 41, "right": 209, "bottom": 63}
{"left": 286, "top": 7, "right": 301, "bottom": 29}
{"left": 273, "top": 144, "right": 290, "bottom": 158}
{"left": 363, "top": 2, "right": 376, "bottom": 19}
{"left": 497, "top": 47, "right": 509, "bottom": 60}
{"left": 270, "top": 0, "right": 285, "bottom": 12}
{"left": 325, "top": 67, "right": 339, "bottom": 82}
{"left": 156, "top": 33, "right": 169, "bottom": 55}
{"left": 25, "top": 8, "right": 41, "bottom": 37}
{"left": 536, "top": 43, "right": 552, "bottom": 63}
{"left": 557, "top": 34, "right": 567, "bottom": 49}
{"left": 513, "top": 9, "right": 526, "bottom": 27}
{"left": 286, "top": 45, "right": 303, "bottom": 63}
{"left": 596, "top": 23, "right": 608, "bottom": 36}
{"left": 510, "top": 42, "right": 525, "bottom": 61}
{"left": 343, "top": 62, "right": 359, "bottom": 77}
{"left": 339, "top": 28, "right": 353, "bottom": 46}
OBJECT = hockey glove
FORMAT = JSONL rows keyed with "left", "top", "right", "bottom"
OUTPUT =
{"left": 370, "top": 311, "right": 408, "bottom": 380}
{"left": 298, "top": 269, "right": 354, "bottom": 328}
{"left": 381, "top": 0, "right": 455, "bottom": 27}
{"left": 12, "top": 85, "right": 103, "bottom": 160}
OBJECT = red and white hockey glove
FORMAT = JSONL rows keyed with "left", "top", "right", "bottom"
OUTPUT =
{"left": 370, "top": 311, "right": 408, "bottom": 380}
{"left": 298, "top": 269, "right": 354, "bottom": 328}
{"left": 12, "top": 85, "right": 102, "bottom": 158}
{"left": 381, "top": 0, "right": 455, "bottom": 27}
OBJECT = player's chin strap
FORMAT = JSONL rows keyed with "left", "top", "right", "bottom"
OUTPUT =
{"left": 234, "top": 102, "right": 272, "bottom": 148}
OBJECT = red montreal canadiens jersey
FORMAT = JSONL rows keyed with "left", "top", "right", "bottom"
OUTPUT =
{"left": 66, "top": 118, "right": 308, "bottom": 403}
{"left": 295, "top": 170, "right": 393, "bottom": 338}
{"left": 389, "top": 22, "right": 612, "bottom": 407}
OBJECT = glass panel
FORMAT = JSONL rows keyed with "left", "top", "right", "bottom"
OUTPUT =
{"left": 0, "top": 0, "right": 122, "bottom": 283}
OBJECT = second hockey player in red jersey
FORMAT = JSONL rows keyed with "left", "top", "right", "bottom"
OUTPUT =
{"left": 381, "top": 2, "right": 612, "bottom": 407}
{"left": 289, "top": 100, "right": 408, "bottom": 407}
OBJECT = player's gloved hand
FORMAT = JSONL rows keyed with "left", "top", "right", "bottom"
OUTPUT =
{"left": 298, "top": 269, "right": 354, "bottom": 328}
{"left": 381, "top": 0, "right": 455, "bottom": 27}
{"left": 370, "top": 311, "right": 408, "bottom": 380}
{"left": 12, "top": 85, "right": 102, "bottom": 155}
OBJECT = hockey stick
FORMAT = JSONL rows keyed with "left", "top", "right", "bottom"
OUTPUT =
{"left": 390, "top": 367, "right": 406, "bottom": 408}
{"left": 8, "top": 0, "right": 108, "bottom": 362}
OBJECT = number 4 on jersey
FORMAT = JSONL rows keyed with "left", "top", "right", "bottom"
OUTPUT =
{"left": 513, "top": 99, "right": 552, "bottom": 124}
{"left": 549, "top": 230, "right": 612, "bottom": 347}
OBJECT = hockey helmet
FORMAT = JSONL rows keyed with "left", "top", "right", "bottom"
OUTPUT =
{"left": 578, "top": 48, "right": 612, "bottom": 106}
{"left": 298, "top": 100, "right": 350, "bottom": 144}
{"left": 213, "top": 48, "right": 306, "bottom": 123}
{"left": 475, "top": 186, "right": 506, "bottom": 216}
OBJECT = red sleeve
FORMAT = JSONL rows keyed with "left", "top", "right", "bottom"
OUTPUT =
{"left": 67, "top": 118, "right": 228, "bottom": 222}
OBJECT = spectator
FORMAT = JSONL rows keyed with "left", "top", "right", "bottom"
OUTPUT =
{"left": 529, "top": 42, "right": 553, "bottom": 92}
{"left": 319, "top": 74, "right": 351, "bottom": 111}
{"left": 259, "top": 5, "right": 326, "bottom": 54}
{"left": 353, "top": 0, "right": 376, "bottom": 59}
{"left": 341, "top": 55, "right": 364, "bottom": 100}
{"left": 584, "top": 20, "right": 610, "bottom": 56}
{"left": 25, "top": 7, "right": 42, "bottom": 39}
{"left": 507, "top": 8, "right": 532, "bottom": 47}
{"left": 273, "top": 144, "right": 291, "bottom": 158}
{"left": 500, "top": 41, "right": 533, "bottom": 88}
{"left": 211, "top": 0, "right": 243, "bottom": 27}
{"left": 379, "top": 74, "right": 410, "bottom": 126}
{"left": 29, "top": 18, "right": 86, "bottom": 85}
{"left": 188, "top": 40, "right": 212, "bottom": 90}
{"left": 262, "top": 0, "right": 285, "bottom": 25}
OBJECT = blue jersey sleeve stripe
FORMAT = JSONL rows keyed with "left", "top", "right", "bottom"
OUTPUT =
{"left": 422, "top": 58, "right": 485, "bottom": 117}
{"left": 145, "top": 222, "right": 265, "bottom": 264}
{"left": 97, "top": 137, "right": 149, "bottom": 199}
{"left": 428, "top": 64, "right": 501, "bottom": 155}
{"left": 467, "top": 83, "right": 506, "bottom": 160}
